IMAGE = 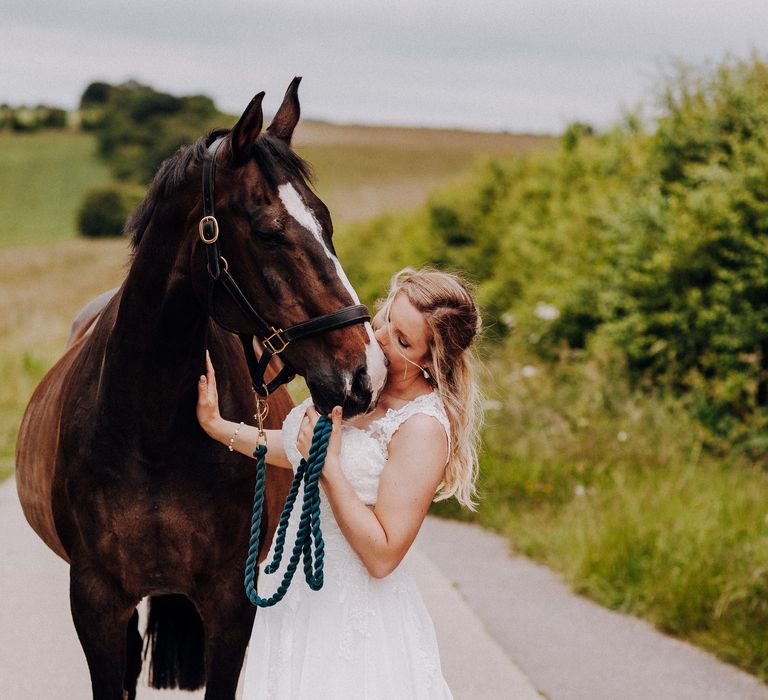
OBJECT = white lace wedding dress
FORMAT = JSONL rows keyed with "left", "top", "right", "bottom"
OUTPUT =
{"left": 241, "top": 392, "right": 454, "bottom": 699}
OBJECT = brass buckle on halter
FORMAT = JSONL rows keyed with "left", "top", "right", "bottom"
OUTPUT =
{"left": 264, "top": 328, "right": 289, "bottom": 354}
{"left": 254, "top": 391, "right": 269, "bottom": 447}
{"left": 199, "top": 215, "right": 219, "bottom": 244}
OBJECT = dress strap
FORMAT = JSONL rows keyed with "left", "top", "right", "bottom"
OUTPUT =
{"left": 370, "top": 392, "right": 451, "bottom": 463}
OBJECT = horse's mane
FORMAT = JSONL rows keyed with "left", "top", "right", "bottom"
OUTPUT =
{"left": 126, "top": 129, "right": 314, "bottom": 250}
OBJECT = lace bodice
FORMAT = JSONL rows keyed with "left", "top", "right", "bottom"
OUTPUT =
{"left": 282, "top": 391, "right": 451, "bottom": 506}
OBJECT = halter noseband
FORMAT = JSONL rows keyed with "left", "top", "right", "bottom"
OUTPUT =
{"left": 200, "top": 136, "right": 370, "bottom": 396}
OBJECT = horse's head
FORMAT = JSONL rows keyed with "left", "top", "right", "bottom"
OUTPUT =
{"left": 189, "top": 78, "right": 386, "bottom": 416}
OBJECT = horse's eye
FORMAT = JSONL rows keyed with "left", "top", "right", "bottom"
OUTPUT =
{"left": 231, "top": 201, "right": 284, "bottom": 242}
{"left": 253, "top": 227, "right": 285, "bottom": 243}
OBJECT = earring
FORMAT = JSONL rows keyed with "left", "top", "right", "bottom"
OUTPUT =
{"left": 422, "top": 366, "right": 430, "bottom": 380}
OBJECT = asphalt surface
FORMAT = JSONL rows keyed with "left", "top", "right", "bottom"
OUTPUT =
{"left": 2, "top": 477, "right": 766, "bottom": 699}
{"left": 0, "top": 479, "right": 536, "bottom": 699}
{"left": 418, "top": 516, "right": 768, "bottom": 700}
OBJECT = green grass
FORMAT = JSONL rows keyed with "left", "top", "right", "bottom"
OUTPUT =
{"left": 299, "top": 143, "right": 476, "bottom": 223}
{"left": 0, "top": 238, "right": 130, "bottom": 480}
{"left": 0, "top": 126, "right": 551, "bottom": 247}
{"left": 0, "top": 131, "right": 110, "bottom": 246}
{"left": 431, "top": 340, "right": 768, "bottom": 681}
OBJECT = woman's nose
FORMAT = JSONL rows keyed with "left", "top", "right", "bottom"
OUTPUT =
{"left": 374, "top": 325, "right": 387, "bottom": 345}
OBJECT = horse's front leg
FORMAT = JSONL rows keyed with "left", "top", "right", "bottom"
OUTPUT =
{"left": 194, "top": 573, "right": 256, "bottom": 700}
{"left": 70, "top": 562, "right": 139, "bottom": 700}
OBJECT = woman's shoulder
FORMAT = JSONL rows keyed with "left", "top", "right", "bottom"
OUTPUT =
{"left": 378, "top": 391, "right": 451, "bottom": 461}
{"left": 402, "top": 391, "right": 449, "bottom": 429}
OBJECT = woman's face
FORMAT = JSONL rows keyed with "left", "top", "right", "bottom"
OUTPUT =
{"left": 372, "top": 291, "right": 431, "bottom": 380}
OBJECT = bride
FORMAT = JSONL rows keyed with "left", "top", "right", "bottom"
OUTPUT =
{"left": 197, "top": 267, "right": 482, "bottom": 699}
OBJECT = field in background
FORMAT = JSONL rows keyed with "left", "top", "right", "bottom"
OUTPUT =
{"left": 0, "top": 125, "right": 553, "bottom": 247}
{"left": 0, "top": 239, "right": 128, "bottom": 480}
{"left": 0, "top": 132, "right": 110, "bottom": 247}
{"left": 294, "top": 121, "right": 552, "bottom": 222}
{"left": 0, "top": 124, "right": 551, "bottom": 479}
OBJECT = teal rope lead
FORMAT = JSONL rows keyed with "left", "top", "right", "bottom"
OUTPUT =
{"left": 244, "top": 415, "right": 332, "bottom": 607}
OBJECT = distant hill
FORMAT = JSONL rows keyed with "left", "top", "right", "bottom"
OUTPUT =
{"left": 294, "top": 120, "right": 554, "bottom": 222}
{"left": 0, "top": 122, "right": 554, "bottom": 247}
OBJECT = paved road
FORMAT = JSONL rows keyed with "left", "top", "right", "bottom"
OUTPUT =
{"left": 0, "top": 479, "right": 537, "bottom": 699}
{"left": 418, "top": 517, "right": 768, "bottom": 700}
{"left": 2, "top": 477, "right": 766, "bottom": 699}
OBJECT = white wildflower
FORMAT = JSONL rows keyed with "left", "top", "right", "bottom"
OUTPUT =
{"left": 534, "top": 302, "right": 560, "bottom": 321}
{"left": 482, "top": 399, "right": 503, "bottom": 411}
{"left": 617, "top": 430, "right": 628, "bottom": 442}
{"left": 521, "top": 364, "right": 538, "bottom": 378}
{"left": 500, "top": 312, "right": 517, "bottom": 329}
{"left": 574, "top": 484, "right": 586, "bottom": 497}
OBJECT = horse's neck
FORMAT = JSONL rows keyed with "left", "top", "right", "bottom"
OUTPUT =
{"left": 100, "top": 227, "right": 207, "bottom": 448}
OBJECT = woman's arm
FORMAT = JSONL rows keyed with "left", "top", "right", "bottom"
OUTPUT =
{"left": 301, "top": 407, "right": 448, "bottom": 578}
{"left": 197, "top": 351, "right": 291, "bottom": 469}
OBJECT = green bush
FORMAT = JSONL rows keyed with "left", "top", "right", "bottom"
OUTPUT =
{"left": 81, "top": 80, "right": 224, "bottom": 183}
{"left": 0, "top": 105, "right": 70, "bottom": 132}
{"left": 76, "top": 183, "right": 143, "bottom": 238}
{"left": 337, "top": 54, "right": 768, "bottom": 445}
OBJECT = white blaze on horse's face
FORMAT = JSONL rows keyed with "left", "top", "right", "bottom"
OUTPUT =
{"left": 277, "top": 183, "right": 388, "bottom": 402}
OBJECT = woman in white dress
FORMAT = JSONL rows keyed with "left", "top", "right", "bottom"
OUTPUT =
{"left": 197, "top": 268, "right": 482, "bottom": 699}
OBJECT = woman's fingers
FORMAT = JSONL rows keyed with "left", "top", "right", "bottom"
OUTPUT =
{"left": 204, "top": 350, "right": 219, "bottom": 402}
{"left": 327, "top": 406, "right": 343, "bottom": 459}
{"left": 198, "top": 349, "right": 220, "bottom": 418}
{"left": 305, "top": 405, "right": 320, "bottom": 428}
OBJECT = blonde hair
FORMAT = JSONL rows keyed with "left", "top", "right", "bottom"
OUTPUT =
{"left": 379, "top": 267, "right": 483, "bottom": 510}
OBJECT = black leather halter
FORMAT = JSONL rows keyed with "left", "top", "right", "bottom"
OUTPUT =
{"left": 200, "top": 136, "right": 371, "bottom": 396}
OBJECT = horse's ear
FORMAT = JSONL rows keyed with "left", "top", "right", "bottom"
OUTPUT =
{"left": 231, "top": 91, "right": 265, "bottom": 161}
{"left": 267, "top": 76, "right": 302, "bottom": 145}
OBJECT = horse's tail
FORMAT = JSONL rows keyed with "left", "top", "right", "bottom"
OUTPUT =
{"left": 143, "top": 594, "right": 206, "bottom": 690}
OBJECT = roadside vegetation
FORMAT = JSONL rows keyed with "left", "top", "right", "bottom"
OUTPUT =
{"left": 331, "top": 54, "right": 768, "bottom": 680}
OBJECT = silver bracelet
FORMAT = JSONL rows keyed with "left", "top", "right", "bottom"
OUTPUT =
{"left": 228, "top": 421, "right": 244, "bottom": 452}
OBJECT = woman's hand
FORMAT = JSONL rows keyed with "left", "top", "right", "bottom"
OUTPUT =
{"left": 197, "top": 350, "right": 224, "bottom": 437}
{"left": 297, "top": 405, "right": 343, "bottom": 476}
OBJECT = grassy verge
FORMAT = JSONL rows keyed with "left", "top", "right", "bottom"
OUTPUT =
{"left": 0, "top": 239, "right": 129, "bottom": 478}
{"left": 0, "top": 131, "right": 110, "bottom": 246}
{"left": 432, "top": 339, "right": 768, "bottom": 681}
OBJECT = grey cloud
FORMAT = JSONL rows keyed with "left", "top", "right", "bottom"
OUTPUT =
{"left": 2, "top": 0, "right": 767, "bottom": 132}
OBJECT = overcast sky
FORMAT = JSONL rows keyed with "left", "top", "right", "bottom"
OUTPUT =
{"left": 2, "top": 1, "right": 767, "bottom": 133}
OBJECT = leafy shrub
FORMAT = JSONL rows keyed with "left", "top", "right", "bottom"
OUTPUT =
{"left": 337, "top": 54, "right": 768, "bottom": 445}
{"left": 0, "top": 104, "right": 69, "bottom": 132}
{"left": 76, "top": 184, "right": 143, "bottom": 238}
{"left": 81, "top": 80, "right": 223, "bottom": 183}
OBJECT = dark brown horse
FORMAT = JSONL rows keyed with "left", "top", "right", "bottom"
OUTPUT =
{"left": 15, "top": 78, "right": 387, "bottom": 699}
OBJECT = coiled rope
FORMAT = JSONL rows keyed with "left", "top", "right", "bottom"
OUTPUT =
{"left": 244, "top": 415, "right": 332, "bottom": 607}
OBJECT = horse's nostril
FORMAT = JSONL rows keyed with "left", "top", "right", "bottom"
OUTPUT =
{"left": 351, "top": 364, "right": 370, "bottom": 397}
